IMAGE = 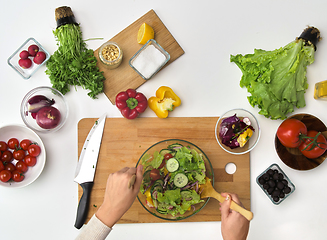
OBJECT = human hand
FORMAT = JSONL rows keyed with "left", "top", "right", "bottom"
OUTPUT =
{"left": 220, "top": 193, "right": 250, "bottom": 240}
{"left": 96, "top": 165, "right": 143, "bottom": 227}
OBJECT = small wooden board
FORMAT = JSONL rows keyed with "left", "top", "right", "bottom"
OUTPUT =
{"left": 77, "top": 117, "right": 251, "bottom": 223}
{"left": 93, "top": 9, "right": 185, "bottom": 104}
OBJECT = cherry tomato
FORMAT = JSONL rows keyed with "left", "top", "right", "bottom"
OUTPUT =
{"left": 0, "top": 141, "right": 7, "bottom": 151}
{"left": 24, "top": 155, "right": 37, "bottom": 167}
{"left": 149, "top": 168, "right": 161, "bottom": 181}
{"left": 277, "top": 119, "right": 307, "bottom": 148}
{"left": 298, "top": 130, "right": 327, "bottom": 159}
{"left": 164, "top": 153, "right": 173, "bottom": 160}
{"left": 20, "top": 139, "right": 32, "bottom": 151}
{"left": 1, "top": 150, "right": 13, "bottom": 163}
{"left": 28, "top": 144, "right": 41, "bottom": 157}
{"left": 0, "top": 161, "right": 4, "bottom": 172}
{"left": 15, "top": 161, "right": 28, "bottom": 173}
{"left": 5, "top": 162, "right": 16, "bottom": 172}
{"left": 13, "top": 149, "right": 25, "bottom": 161}
{"left": 0, "top": 170, "right": 12, "bottom": 182}
{"left": 12, "top": 170, "right": 24, "bottom": 182}
{"left": 7, "top": 138, "right": 19, "bottom": 150}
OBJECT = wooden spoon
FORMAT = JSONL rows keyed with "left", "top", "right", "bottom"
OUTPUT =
{"left": 200, "top": 179, "right": 253, "bottom": 221}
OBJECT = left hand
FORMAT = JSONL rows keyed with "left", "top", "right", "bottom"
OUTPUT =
{"left": 95, "top": 165, "right": 143, "bottom": 227}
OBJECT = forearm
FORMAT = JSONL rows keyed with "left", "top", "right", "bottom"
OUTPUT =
{"left": 75, "top": 214, "right": 112, "bottom": 240}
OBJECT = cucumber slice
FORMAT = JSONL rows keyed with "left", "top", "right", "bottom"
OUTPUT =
{"left": 159, "top": 149, "right": 173, "bottom": 156}
{"left": 174, "top": 173, "right": 188, "bottom": 188}
{"left": 167, "top": 143, "right": 184, "bottom": 149}
{"left": 166, "top": 158, "right": 179, "bottom": 172}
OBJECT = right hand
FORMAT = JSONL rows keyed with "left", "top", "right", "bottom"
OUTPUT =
{"left": 220, "top": 192, "right": 250, "bottom": 240}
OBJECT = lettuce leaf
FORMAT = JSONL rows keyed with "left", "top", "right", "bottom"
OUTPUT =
{"left": 231, "top": 38, "right": 315, "bottom": 120}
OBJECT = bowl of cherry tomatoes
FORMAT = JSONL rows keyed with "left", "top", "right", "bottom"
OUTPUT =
{"left": 275, "top": 113, "right": 327, "bottom": 171}
{"left": 0, "top": 124, "right": 46, "bottom": 188}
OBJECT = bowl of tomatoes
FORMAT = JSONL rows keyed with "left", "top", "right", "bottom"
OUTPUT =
{"left": 275, "top": 113, "right": 327, "bottom": 171}
{"left": 0, "top": 124, "right": 46, "bottom": 188}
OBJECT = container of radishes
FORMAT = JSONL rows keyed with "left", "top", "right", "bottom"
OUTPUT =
{"left": 7, "top": 38, "right": 50, "bottom": 79}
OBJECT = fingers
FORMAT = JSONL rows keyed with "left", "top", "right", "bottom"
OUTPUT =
{"left": 220, "top": 193, "right": 232, "bottom": 220}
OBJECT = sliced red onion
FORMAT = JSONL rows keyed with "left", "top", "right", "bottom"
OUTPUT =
{"left": 28, "top": 95, "right": 55, "bottom": 113}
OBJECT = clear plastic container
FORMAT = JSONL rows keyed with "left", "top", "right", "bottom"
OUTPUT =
{"left": 7, "top": 38, "right": 50, "bottom": 79}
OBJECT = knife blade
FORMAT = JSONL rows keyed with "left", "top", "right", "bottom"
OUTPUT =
{"left": 74, "top": 114, "right": 106, "bottom": 229}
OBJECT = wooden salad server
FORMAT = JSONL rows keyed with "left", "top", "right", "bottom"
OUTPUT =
{"left": 200, "top": 179, "right": 253, "bottom": 221}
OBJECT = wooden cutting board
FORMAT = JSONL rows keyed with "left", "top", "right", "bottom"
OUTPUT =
{"left": 77, "top": 117, "right": 251, "bottom": 223}
{"left": 93, "top": 9, "right": 185, "bottom": 104}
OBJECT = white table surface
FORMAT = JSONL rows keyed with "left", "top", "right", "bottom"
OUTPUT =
{"left": 1, "top": 0, "right": 327, "bottom": 239}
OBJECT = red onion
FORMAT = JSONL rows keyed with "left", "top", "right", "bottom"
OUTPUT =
{"left": 28, "top": 95, "right": 55, "bottom": 113}
{"left": 36, "top": 106, "right": 61, "bottom": 129}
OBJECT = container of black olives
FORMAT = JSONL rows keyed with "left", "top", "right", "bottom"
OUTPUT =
{"left": 256, "top": 163, "right": 295, "bottom": 205}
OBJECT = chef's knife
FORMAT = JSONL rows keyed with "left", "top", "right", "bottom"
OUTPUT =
{"left": 74, "top": 114, "right": 106, "bottom": 229}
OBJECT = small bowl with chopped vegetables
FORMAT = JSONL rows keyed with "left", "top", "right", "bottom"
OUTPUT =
{"left": 20, "top": 86, "right": 68, "bottom": 133}
{"left": 215, "top": 108, "right": 260, "bottom": 155}
{"left": 136, "top": 139, "right": 214, "bottom": 221}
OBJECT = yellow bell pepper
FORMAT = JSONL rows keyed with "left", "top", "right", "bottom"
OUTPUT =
{"left": 148, "top": 86, "right": 181, "bottom": 118}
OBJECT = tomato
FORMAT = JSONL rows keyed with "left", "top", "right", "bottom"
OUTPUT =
{"left": 0, "top": 170, "right": 12, "bottom": 182}
{"left": 298, "top": 130, "right": 327, "bottom": 159}
{"left": 20, "top": 139, "right": 32, "bottom": 151}
{"left": 24, "top": 155, "right": 37, "bottom": 167}
{"left": 0, "top": 161, "right": 4, "bottom": 172}
{"left": 164, "top": 153, "right": 173, "bottom": 160}
{"left": 150, "top": 168, "right": 161, "bottom": 181}
{"left": 0, "top": 141, "right": 7, "bottom": 151}
{"left": 12, "top": 170, "right": 24, "bottom": 182}
{"left": 7, "top": 138, "right": 19, "bottom": 150}
{"left": 277, "top": 119, "right": 307, "bottom": 148}
{"left": 5, "top": 162, "right": 16, "bottom": 172}
{"left": 28, "top": 144, "right": 41, "bottom": 157}
{"left": 13, "top": 149, "right": 25, "bottom": 161}
{"left": 1, "top": 150, "right": 13, "bottom": 163}
{"left": 15, "top": 161, "right": 28, "bottom": 173}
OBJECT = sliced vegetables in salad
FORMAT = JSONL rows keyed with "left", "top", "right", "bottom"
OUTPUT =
{"left": 140, "top": 142, "right": 208, "bottom": 216}
{"left": 219, "top": 114, "right": 255, "bottom": 149}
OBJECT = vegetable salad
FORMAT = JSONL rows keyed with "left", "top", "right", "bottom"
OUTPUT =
{"left": 140, "top": 142, "right": 208, "bottom": 217}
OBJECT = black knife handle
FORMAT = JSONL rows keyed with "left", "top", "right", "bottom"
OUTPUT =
{"left": 74, "top": 182, "right": 94, "bottom": 229}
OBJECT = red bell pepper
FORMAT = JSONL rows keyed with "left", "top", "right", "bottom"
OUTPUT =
{"left": 115, "top": 89, "right": 148, "bottom": 119}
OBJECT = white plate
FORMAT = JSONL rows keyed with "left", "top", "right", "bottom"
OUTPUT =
{"left": 0, "top": 124, "right": 46, "bottom": 188}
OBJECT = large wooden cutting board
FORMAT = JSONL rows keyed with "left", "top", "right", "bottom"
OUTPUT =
{"left": 93, "top": 9, "right": 185, "bottom": 104}
{"left": 77, "top": 117, "right": 251, "bottom": 223}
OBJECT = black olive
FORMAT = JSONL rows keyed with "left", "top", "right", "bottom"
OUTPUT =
{"left": 259, "top": 177, "right": 265, "bottom": 185}
{"left": 277, "top": 182, "right": 285, "bottom": 190}
{"left": 263, "top": 183, "right": 269, "bottom": 190}
{"left": 282, "top": 180, "right": 289, "bottom": 186}
{"left": 272, "top": 190, "right": 281, "bottom": 197}
{"left": 273, "top": 196, "right": 280, "bottom": 202}
{"left": 267, "top": 169, "right": 274, "bottom": 176}
{"left": 268, "top": 180, "right": 276, "bottom": 188}
{"left": 279, "top": 192, "right": 285, "bottom": 198}
{"left": 278, "top": 173, "right": 284, "bottom": 180}
{"left": 284, "top": 186, "right": 291, "bottom": 194}
{"left": 273, "top": 169, "right": 278, "bottom": 174}
{"left": 273, "top": 173, "right": 279, "bottom": 180}
{"left": 267, "top": 187, "right": 274, "bottom": 194}
{"left": 262, "top": 173, "right": 270, "bottom": 181}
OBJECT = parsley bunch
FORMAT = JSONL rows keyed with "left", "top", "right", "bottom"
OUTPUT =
{"left": 46, "top": 24, "right": 105, "bottom": 99}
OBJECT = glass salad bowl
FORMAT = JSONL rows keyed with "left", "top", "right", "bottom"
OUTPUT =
{"left": 136, "top": 139, "right": 214, "bottom": 221}
{"left": 215, "top": 108, "right": 261, "bottom": 155}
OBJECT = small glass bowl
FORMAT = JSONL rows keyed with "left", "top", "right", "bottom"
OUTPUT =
{"left": 256, "top": 163, "right": 295, "bottom": 205}
{"left": 136, "top": 139, "right": 214, "bottom": 221}
{"left": 0, "top": 124, "right": 46, "bottom": 188}
{"left": 215, "top": 108, "right": 261, "bottom": 155}
{"left": 7, "top": 37, "right": 50, "bottom": 79}
{"left": 129, "top": 39, "right": 170, "bottom": 80}
{"left": 98, "top": 41, "right": 123, "bottom": 69}
{"left": 20, "top": 86, "right": 68, "bottom": 133}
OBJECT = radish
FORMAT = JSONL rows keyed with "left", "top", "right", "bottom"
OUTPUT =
{"left": 19, "top": 58, "right": 32, "bottom": 69}
{"left": 36, "top": 106, "right": 61, "bottom": 129}
{"left": 33, "top": 51, "right": 46, "bottom": 64}
{"left": 28, "top": 44, "right": 39, "bottom": 56}
{"left": 19, "top": 50, "right": 29, "bottom": 59}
